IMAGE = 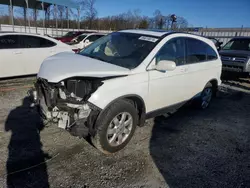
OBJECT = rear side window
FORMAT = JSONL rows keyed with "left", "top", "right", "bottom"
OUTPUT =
{"left": 186, "top": 38, "right": 217, "bottom": 64}
{"left": 206, "top": 46, "right": 218, "bottom": 60}
{"left": 19, "top": 36, "right": 56, "bottom": 48}
{"left": 186, "top": 38, "right": 207, "bottom": 63}
{"left": 0, "top": 35, "right": 19, "bottom": 49}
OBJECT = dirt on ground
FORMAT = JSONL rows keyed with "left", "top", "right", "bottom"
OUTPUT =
{"left": 0, "top": 75, "right": 250, "bottom": 188}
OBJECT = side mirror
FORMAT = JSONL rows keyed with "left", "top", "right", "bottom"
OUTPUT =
{"left": 156, "top": 60, "right": 176, "bottom": 71}
{"left": 219, "top": 42, "right": 223, "bottom": 45}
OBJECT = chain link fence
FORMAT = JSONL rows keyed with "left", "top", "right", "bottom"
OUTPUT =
{"left": 187, "top": 28, "right": 250, "bottom": 45}
{"left": 1, "top": 24, "right": 250, "bottom": 45}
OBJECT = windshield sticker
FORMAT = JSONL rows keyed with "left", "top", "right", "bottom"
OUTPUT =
{"left": 139, "top": 36, "right": 158, "bottom": 43}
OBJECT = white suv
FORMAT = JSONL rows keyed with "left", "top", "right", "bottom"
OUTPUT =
{"left": 32, "top": 29, "right": 222, "bottom": 154}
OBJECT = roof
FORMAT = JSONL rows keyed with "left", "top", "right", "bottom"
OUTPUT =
{"left": 0, "top": 0, "right": 78, "bottom": 9}
{"left": 0, "top": 31, "right": 16, "bottom": 33}
{"left": 118, "top": 29, "right": 214, "bottom": 46}
{"left": 39, "top": 0, "right": 79, "bottom": 9}
{"left": 118, "top": 29, "right": 210, "bottom": 40}
{"left": 119, "top": 29, "right": 170, "bottom": 37}
{"left": 0, "top": 32, "right": 49, "bottom": 37}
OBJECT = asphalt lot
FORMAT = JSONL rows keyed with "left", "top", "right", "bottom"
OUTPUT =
{"left": 0, "top": 75, "right": 250, "bottom": 188}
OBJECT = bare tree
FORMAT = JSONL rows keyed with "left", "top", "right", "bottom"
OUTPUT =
{"left": 84, "top": 0, "right": 97, "bottom": 29}
{"left": 176, "top": 16, "right": 188, "bottom": 29}
{"left": 138, "top": 17, "right": 149, "bottom": 29}
{"left": 0, "top": 4, "right": 189, "bottom": 31}
{"left": 58, "top": 5, "right": 67, "bottom": 28}
{"left": 153, "top": 10, "right": 167, "bottom": 29}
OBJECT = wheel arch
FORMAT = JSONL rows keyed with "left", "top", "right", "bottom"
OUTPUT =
{"left": 97, "top": 94, "right": 146, "bottom": 127}
{"left": 208, "top": 78, "right": 219, "bottom": 96}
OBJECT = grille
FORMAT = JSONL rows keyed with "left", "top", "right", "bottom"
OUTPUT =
{"left": 222, "top": 65, "right": 243, "bottom": 72}
{"left": 221, "top": 56, "right": 247, "bottom": 63}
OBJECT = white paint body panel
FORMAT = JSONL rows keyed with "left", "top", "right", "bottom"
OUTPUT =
{"left": 38, "top": 52, "right": 131, "bottom": 83}
{"left": 0, "top": 48, "right": 26, "bottom": 77}
{"left": 37, "top": 30, "right": 222, "bottom": 114}
{"left": 88, "top": 33, "right": 222, "bottom": 112}
{"left": 88, "top": 73, "right": 149, "bottom": 110}
{"left": 145, "top": 33, "right": 222, "bottom": 112}
{"left": 0, "top": 33, "right": 73, "bottom": 78}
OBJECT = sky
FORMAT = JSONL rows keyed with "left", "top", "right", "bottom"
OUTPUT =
{"left": 95, "top": 0, "right": 250, "bottom": 28}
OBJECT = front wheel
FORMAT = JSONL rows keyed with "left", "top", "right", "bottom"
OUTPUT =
{"left": 91, "top": 99, "right": 138, "bottom": 154}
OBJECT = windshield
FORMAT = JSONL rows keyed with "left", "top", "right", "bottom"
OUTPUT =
{"left": 73, "top": 35, "right": 88, "bottom": 42}
{"left": 222, "top": 38, "right": 250, "bottom": 51}
{"left": 64, "top": 31, "right": 78, "bottom": 37}
{"left": 79, "top": 32, "right": 159, "bottom": 69}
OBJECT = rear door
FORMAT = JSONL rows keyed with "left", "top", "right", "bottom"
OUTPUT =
{"left": 185, "top": 37, "right": 219, "bottom": 96}
{"left": 19, "top": 35, "right": 57, "bottom": 75}
{"left": 0, "top": 35, "right": 26, "bottom": 78}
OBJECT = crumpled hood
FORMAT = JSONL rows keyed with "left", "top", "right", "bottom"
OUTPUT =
{"left": 38, "top": 52, "right": 131, "bottom": 83}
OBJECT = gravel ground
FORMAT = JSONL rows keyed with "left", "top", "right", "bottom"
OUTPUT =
{"left": 0, "top": 76, "right": 250, "bottom": 188}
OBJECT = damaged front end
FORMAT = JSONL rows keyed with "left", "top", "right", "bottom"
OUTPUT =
{"left": 31, "top": 77, "right": 103, "bottom": 137}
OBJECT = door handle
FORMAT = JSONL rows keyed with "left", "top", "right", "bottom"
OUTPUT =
{"left": 180, "top": 67, "right": 188, "bottom": 72}
{"left": 50, "top": 49, "right": 56, "bottom": 54}
{"left": 13, "top": 51, "right": 22, "bottom": 54}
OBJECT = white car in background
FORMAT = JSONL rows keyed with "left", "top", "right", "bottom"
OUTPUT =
{"left": 33, "top": 30, "right": 222, "bottom": 154}
{"left": 0, "top": 32, "right": 74, "bottom": 78}
{"left": 68, "top": 33, "right": 106, "bottom": 52}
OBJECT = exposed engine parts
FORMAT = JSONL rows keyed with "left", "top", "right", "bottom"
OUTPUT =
{"left": 33, "top": 77, "right": 103, "bottom": 137}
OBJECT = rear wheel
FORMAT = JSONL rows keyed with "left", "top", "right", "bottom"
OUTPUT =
{"left": 197, "top": 83, "right": 214, "bottom": 109}
{"left": 91, "top": 99, "right": 138, "bottom": 154}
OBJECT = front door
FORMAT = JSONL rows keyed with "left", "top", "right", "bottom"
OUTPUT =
{"left": 147, "top": 37, "right": 190, "bottom": 112}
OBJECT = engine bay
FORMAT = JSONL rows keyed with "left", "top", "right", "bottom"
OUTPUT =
{"left": 32, "top": 77, "right": 103, "bottom": 137}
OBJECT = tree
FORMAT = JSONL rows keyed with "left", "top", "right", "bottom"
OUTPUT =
{"left": 0, "top": 5, "right": 189, "bottom": 31}
{"left": 84, "top": 0, "right": 97, "bottom": 29}
{"left": 176, "top": 16, "right": 188, "bottom": 29}
{"left": 153, "top": 10, "right": 165, "bottom": 29}
{"left": 138, "top": 18, "right": 149, "bottom": 29}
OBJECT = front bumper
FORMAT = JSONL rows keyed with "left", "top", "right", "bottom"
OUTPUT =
{"left": 31, "top": 79, "right": 101, "bottom": 137}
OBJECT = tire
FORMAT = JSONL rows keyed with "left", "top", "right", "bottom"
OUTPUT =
{"left": 196, "top": 82, "right": 214, "bottom": 109}
{"left": 91, "top": 99, "right": 138, "bottom": 154}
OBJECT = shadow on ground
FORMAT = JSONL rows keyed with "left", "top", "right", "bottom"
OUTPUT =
{"left": 150, "top": 87, "right": 250, "bottom": 188}
{"left": 5, "top": 96, "right": 50, "bottom": 188}
{"left": 221, "top": 72, "right": 250, "bottom": 91}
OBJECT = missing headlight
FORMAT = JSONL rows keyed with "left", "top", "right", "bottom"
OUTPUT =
{"left": 64, "top": 77, "right": 103, "bottom": 100}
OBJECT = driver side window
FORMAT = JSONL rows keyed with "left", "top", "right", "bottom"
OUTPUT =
{"left": 156, "top": 38, "right": 185, "bottom": 66}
